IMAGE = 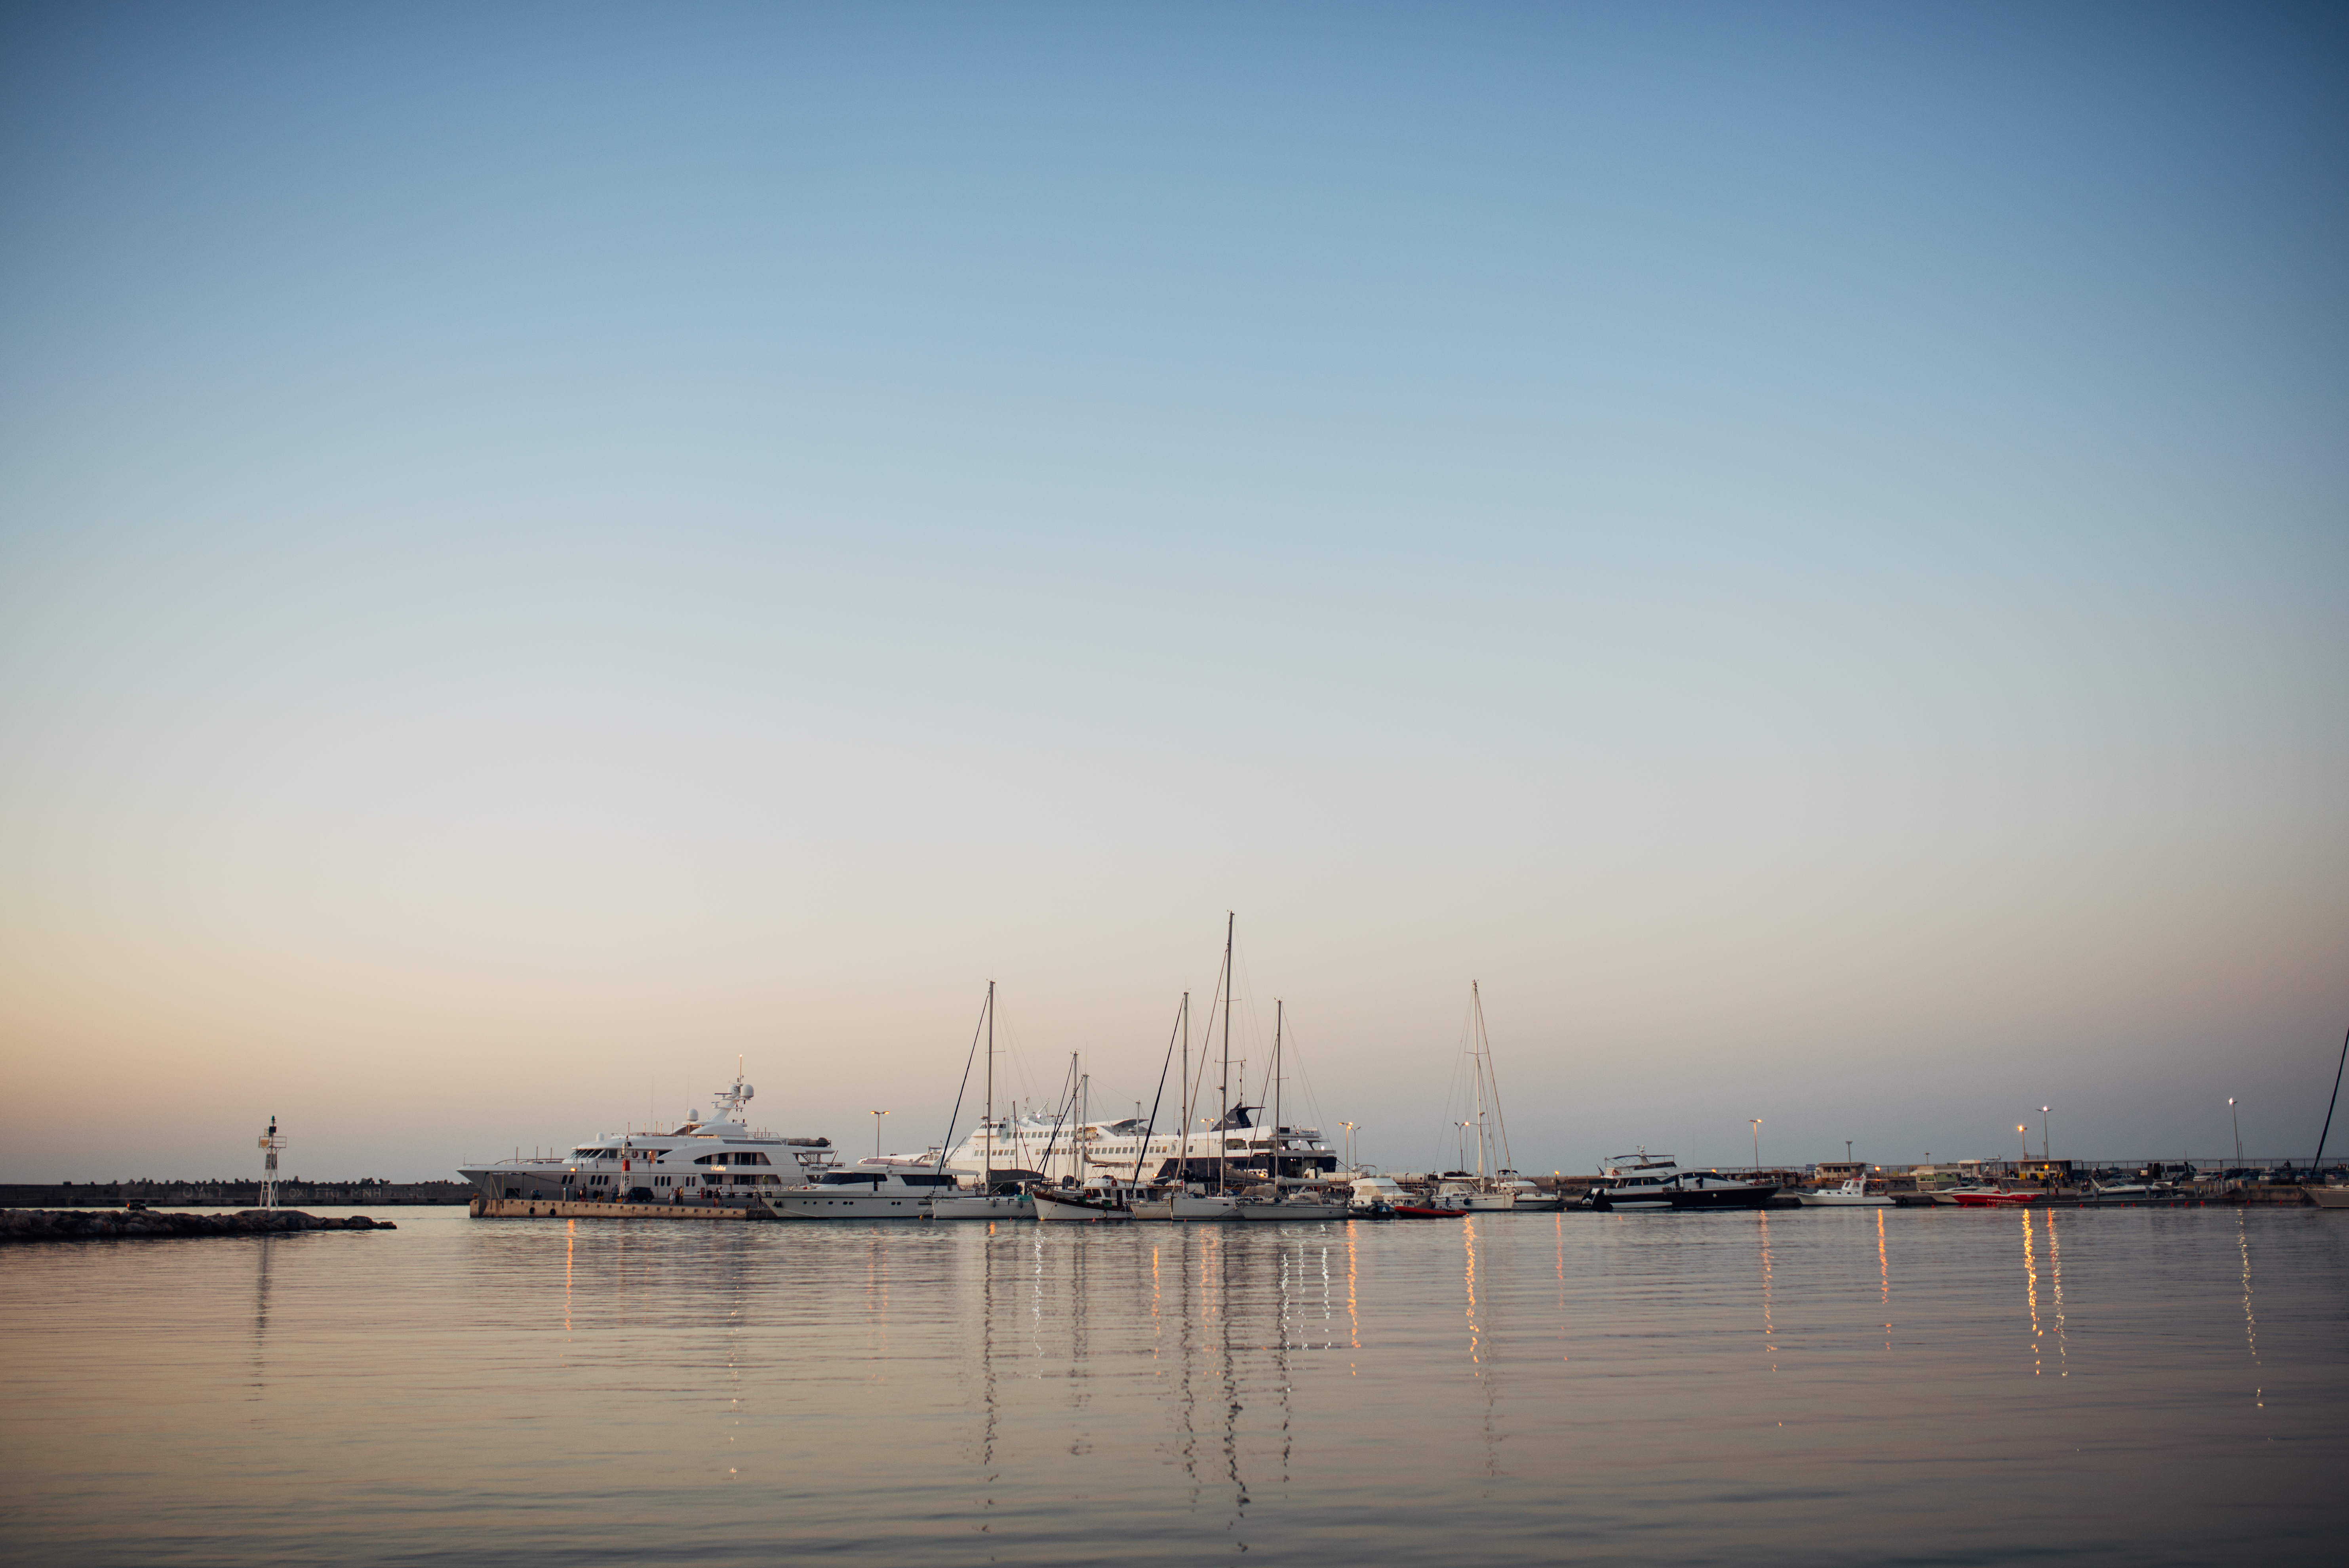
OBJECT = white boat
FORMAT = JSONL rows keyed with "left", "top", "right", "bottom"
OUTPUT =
{"left": 1798, "top": 1177, "right": 1894, "bottom": 1207}
{"left": 1232, "top": 1183, "right": 1352, "bottom": 1220}
{"left": 1434, "top": 1177, "right": 1517, "bottom": 1212}
{"left": 458, "top": 1065, "right": 837, "bottom": 1209}
{"left": 764, "top": 1164, "right": 961, "bottom": 1219}
{"left": 2310, "top": 1186, "right": 2349, "bottom": 1210}
{"left": 1349, "top": 1175, "right": 1412, "bottom": 1215}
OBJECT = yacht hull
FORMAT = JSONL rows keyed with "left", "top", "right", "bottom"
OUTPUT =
{"left": 928, "top": 1194, "right": 1033, "bottom": 1220}
{"left": 764, "top": 1192, "right": 933, "bottom": 1220}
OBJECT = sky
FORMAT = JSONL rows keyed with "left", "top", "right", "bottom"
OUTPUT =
{"left": 2, "top": 1, "right": 2344, "bottom": 1184}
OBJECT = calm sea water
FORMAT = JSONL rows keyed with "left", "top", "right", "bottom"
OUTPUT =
{"left": 4, "top": 1205, "right": 2343, "bottom": 1565}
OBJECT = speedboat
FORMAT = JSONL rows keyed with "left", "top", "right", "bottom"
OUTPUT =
{"left": 1798, "top": 1178, "right": 1894, "bottom": 1207}
{"left": 2078, "top": 1180, "right": 2196, "bottom": 1207}
{"left": 458, "top": 1065, "right": 837, "bottom": 1210}
{"left": 1580, "top": 1150, "right": 1777, "bottom": 1212}
{"left": 1950, "top": 1187, "right": 2043, "bottom": 1207}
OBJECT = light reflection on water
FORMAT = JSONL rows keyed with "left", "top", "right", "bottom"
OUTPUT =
{"left": 5, "top": 1206, "right": 2347, "bottom": 1565}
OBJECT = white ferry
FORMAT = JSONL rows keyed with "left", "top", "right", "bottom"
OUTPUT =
{"left": 457, "top": 1066, "right": 838, "bottom": 1208}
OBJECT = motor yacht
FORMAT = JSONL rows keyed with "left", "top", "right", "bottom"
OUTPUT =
{"left": 764, "top": 1164, "right": 963, "bottom": 1219}
{"left": 458, "top": 1066, "right": 836, "bottom": 1209}
{"left": 1579, "top": 1151, "right": 1778, "bottom": 1212}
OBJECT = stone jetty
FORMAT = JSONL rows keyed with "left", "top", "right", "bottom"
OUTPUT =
{"left": 1, "top": 1208, "right": 397, "bottom": 1242}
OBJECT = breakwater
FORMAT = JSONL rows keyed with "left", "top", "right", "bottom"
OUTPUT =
{"left": 0, "top": 1180, "right": 473, "bottom": 1208}
{"left": 1, "top": 1208, "right": 398, "bottom": 1242}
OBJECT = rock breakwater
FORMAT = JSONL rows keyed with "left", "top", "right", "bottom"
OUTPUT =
{"left": 0, "top": 1208, "right": 397, "bottom": 1242}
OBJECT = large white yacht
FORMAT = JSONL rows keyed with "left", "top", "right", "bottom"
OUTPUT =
{"left": 458, "top": 1067, "right": 837, "bottom": 1208}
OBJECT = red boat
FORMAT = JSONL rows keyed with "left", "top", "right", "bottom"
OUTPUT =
{"left": 1951, "top": 1188, "right": 2043, "bottom": 1207}
{"left": 1391, "top": 1205, "right": 1470, "bottom": 1219}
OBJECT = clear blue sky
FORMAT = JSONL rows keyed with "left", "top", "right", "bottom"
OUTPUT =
{"left": 3, "top": 2, "right": 2343, "bottom": 1182}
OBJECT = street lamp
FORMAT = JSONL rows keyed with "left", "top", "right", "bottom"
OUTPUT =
{"left": 2018, "top": 1125, "right": 2029, "bottom": 1163}
{"left": 2040, "top": 1106, "right": 2051, "bottom": 1162}
{"left": 2229, "top": 1098, "right": 2242, "bottom": 1168}
{"left": 1749, "top": 1119, "right": 1762, "bottom": 1171}
{"left": 1340, "top": 1122, "right": 1358, "bottom": 1169}
{"left": 1457, "top": 1122, "right": 1472, "bottom": 1171}
{"left": 870, "top": 1109, "right": 889, "bottom": 1161}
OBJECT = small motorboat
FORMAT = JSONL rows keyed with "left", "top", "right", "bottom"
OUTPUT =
{"left": 1950, "top": 1187, "right": 2043, "bottom": 1207}
{"left": 1798, "top": 1178, "right": 1894, "bottom": 1207}
{"left": 1391, "top": 1204, "right": 1470, "bottom": 1219}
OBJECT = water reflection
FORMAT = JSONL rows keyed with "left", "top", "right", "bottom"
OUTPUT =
{"left": 1876, "top": 1208, "right": 1891, "bottom": 1352}
{"left": 1757, "top": 1211, "right": 1777, "bottom": 1372}
{"left": 249, "top": 1234, "right": 274, "bottom": 1395}
{"left": 2046, "top": 1211, "right": 2067, "bottom": 1377}
{"left": 2238, "top": 1210, "right": 2261, "bottom": 1408}
{"left": 2022, "top": 1211, "right": 2043, "bottom": 1375}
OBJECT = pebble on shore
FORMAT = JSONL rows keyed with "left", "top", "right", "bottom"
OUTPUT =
{"left": 0, "top": 1208, "right": 397, "bottom": 1241}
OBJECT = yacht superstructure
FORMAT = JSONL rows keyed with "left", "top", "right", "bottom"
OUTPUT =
{"left": 458, "top": 1066, "right": 836, "bottom": 1207}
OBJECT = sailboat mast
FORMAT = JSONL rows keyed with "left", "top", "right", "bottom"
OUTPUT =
{"left": 1472, "top": 981, "right": 1488, "bottom": 1178}
{"left": 983, "top": 980, "right": 994, "bottom": 1189}
{"left": 1220, "top": 911, "right": 1234, "bottom": 1194}
{"left": 1180, "top": 991, "right": 1190, "bottom": 1184}
{"left": 1273, "top": 999, "right": 1283, "bottom": 1186}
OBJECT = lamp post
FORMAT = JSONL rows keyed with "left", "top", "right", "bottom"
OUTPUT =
{"left": 1340, "top": 1122, "right": 1358, "bottom": 1169}
{"left": 2018, "top": 1125, "right": 2028, "bottom": 1164}
{"left": 2040, "top": 1106, "right": 2051, "bottom": 1162}
{"left": 1749, "top": 1119, "right": 1762, "bottom": 1171}
{"left": 2229, "top": 1098, "right": 2242, "bottom": 1168}
{"left": 1457, "top": 1122, "right": 1472, "bottom": 1171}
{"left": 871, "top": 1109, "right": 889, "bottom": 1161}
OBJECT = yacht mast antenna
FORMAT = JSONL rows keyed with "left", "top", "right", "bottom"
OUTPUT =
{"left": 257, "top": 1115, "right": 284, "bottom": 1210}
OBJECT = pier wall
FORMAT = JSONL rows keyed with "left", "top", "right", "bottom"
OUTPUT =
{"left": 0, "top": 1181, "right": 476, "bottom": 1208}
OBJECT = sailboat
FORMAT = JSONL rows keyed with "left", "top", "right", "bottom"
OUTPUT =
{"left": 1166, "top": 914, "right": 1244, "bottom": 1220}
{"left": 1232, "top": 1000, "right": 1349, "bottom": 1220}
{"left": 930, "top": 981, "right": 1035, "bottom": 1220}
{"left": 1423, "top": 983, "right": 1525, "bottom": 1212}
{"left": 1032, "top": 1058, "right": 1134, "bottom": 1222}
